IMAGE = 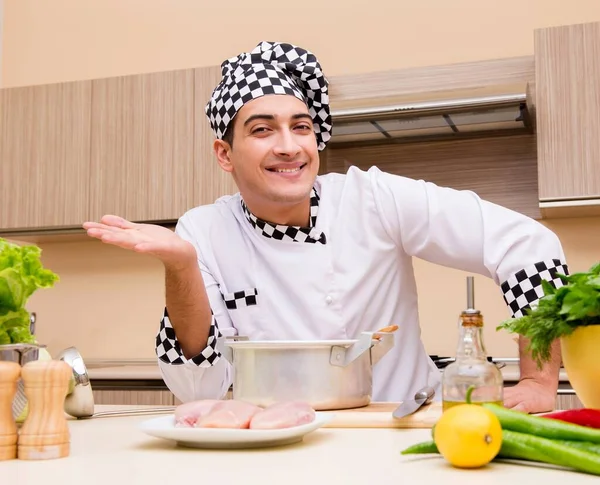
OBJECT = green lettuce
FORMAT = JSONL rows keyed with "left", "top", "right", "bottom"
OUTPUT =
{"left": 0, "top": 238, "right": 59, "bottom": 344}
{"left": 0, "top": 329, "right": 11, "bottom": 345}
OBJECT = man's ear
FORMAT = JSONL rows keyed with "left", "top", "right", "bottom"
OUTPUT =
{"left": 213, "top": 139, "right": 234, "bottom": 173}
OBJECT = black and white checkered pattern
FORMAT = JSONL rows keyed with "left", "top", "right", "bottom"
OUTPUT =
{"left": 205, "top": 41, "right": 332, "bottom": 151}
{"left": 155, "top": 307, "right": 222, "bottom": 366}
{"left": 222, "top": 288, "right": 258, "bottom": 310}
{"left": 501, "top": 259, "right": 569, "bottom": 318}
{"left": 241, "top": 188, "right": 326, "bottom": 244}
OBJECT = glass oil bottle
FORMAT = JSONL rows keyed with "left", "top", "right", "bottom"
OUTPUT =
{"left": 441, "top": 276, "right": 504, "bottom": 411}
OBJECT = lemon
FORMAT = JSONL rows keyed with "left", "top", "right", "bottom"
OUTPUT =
{"left": 433, "top": 403, "right": 502, "bottom": 468}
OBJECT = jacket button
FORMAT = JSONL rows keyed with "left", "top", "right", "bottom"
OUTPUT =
{"left": 325, "top": 295, "right": 333, "bottom": 305}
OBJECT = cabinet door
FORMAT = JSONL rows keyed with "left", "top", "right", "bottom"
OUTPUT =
{"left": 193, "top": 66, "right": 238, "bottom": 205}
{"left": 89, "top": 69, "right": 195, "bottom": 222}
{"left": 555, "top": 392, "right": 584, "bottom": 411}
{"left": 0, "top": 82, "right": 92, "bottom": 230}
{"left": 535, "top": 21, "right": 600, "bottom": 202}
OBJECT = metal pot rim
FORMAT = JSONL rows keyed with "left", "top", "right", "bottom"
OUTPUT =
{"left": 0, "top": 343, "right": 46, "bottom": 350}
{"left": 225, "top": 339, "right": 363, "bottom": 349}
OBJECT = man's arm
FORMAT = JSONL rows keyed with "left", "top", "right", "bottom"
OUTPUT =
{"left": 154, "top": 214, "right": 238, "bottom": 402}
{"left": 367, "top": 166, "right": 568, "bottom": 413}
{"left": 164, "top": 262, "right": 213, "bottom": 359}
{"left": 83, "top": 213, "right": 235, "bottom": 402}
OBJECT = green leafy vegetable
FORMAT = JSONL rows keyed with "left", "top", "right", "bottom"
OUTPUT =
{"left": 0, "top": 308, "right": 34, "bottom": 343}
{"left": 0, "top": 238, "right": 59, "bottom": 344}
{"left": 497, "top": 261, "right": 600, "bottom": 368}
{"left": 0, "top": 329, "right": 11, "bottom": 345}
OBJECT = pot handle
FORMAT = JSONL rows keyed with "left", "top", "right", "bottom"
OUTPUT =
{"left": 370, "top": 331, "right": 395, "bottom": 366}
{"left": 215, "top": 336, "right": 248, "bottom": 364}
{"left": 330, "top": 332, "right": 388, "bottom": 367}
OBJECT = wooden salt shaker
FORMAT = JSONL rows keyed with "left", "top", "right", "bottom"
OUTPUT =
{"left": 18, "top": 360, "right": 72, "bottom": 460}
{"left": 0, "top": 361, "right": 21, "bottom": 461}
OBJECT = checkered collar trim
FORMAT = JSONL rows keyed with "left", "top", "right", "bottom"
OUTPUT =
{"left": 240, "top": 188, "right": 326, "bottom": 244}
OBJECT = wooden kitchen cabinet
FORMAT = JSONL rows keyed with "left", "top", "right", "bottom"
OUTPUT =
{"left": 327, "top": 56, "right": 535, "bottom": 106}
{"left": 92, "top": 389, "right": 176, "bottom": 406}
{"left": 535, "top": 21, "right": 600, "bottom": 216}
{"left": 326, "top": 134, "right": 541, "bottom": 220}
{"left": 1, "top": 65, "right": 239, "bottom": 235}
{"left": 322, "top": 57, "right": 542, "bottom": 219}
{"left": 89, "top": 69, "right": 196, "bottom": 222}
{"left": 0, "top": 81, "right": 92, "bottom": 230}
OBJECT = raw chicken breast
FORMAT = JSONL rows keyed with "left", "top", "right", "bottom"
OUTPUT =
{"left": 249, "top": 401, "right": 315, "bottom": 430}
{"left": 195, "top": 400, "right": 263, "bottom": 429}
{"left": 174, "top": 399, "right": 220, "bottom": 427}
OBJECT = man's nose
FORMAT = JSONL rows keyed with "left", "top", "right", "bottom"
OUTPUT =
{"left": 273, "top": 129, "right": 301, "bottom": 157}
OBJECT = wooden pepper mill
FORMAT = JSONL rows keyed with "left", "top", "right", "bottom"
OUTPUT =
{"left": 18, "top": 360, "right": 72, "bottom": 460}
{"left": 0, "top": 361, "right": 21, "bottom": 461}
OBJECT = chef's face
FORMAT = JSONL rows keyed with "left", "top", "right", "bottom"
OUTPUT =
{"left": 213, "top": 94, "right": 320, "bottom": 210}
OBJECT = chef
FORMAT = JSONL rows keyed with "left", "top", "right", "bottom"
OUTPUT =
{"left": 84, "top": 41, "right": 568, "bottom": 414}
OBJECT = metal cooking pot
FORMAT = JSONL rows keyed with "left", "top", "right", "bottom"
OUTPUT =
{"left": 216, "top": 330, "right": 395, "bottom": 410}
{"left": 0, "top": 343, "right": 45, "bottom": 419}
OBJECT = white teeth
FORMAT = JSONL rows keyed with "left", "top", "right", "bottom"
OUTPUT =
{"left": 274, "top": 167, "right": 301, "bottom": 173}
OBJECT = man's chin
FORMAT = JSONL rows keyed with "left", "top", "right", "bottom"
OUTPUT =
{"left": 267, "top": 184, "right": 314, "bottom": 204}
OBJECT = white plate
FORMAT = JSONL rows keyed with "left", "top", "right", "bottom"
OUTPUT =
{"left": 138, "top": 412, "right": 334, "bottom": 449}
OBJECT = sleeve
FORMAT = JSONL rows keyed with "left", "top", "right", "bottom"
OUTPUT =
{"left": 368, "top": 166, "right": 569, "bottom": 319}
{"left": 154, "top": 213, "right": 237, "bottom": 403}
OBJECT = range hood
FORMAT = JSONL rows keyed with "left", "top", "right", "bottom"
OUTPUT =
{"left": 328, "top": 84, "right": 534, "bottom": 145}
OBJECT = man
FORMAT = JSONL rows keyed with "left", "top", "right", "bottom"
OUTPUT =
{"left": 84, "top": 41, "right": 567, "bottom": 413}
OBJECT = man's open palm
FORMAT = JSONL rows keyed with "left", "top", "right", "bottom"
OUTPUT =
{"left": 83, "top": 215, "right": 196, "bottom": 269}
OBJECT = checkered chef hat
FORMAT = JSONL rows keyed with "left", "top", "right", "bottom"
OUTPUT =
{"left": 205, "top": 41, "right": 332, "bottom": 151}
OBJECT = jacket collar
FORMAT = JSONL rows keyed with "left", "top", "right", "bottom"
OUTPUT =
{"left": 240, "top": 188, "right": 327, "bottom": 244}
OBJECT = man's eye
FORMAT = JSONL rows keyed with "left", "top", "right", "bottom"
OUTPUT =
{"left": 296, "top": 125, "right": 311, "bottom": 130}
{"left": 252, "top": 127, "right": 268, "bottom": 134}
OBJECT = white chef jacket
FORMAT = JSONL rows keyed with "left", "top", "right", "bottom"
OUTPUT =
{"left": 155, "top": 166, "right": 568, "bottom": 404}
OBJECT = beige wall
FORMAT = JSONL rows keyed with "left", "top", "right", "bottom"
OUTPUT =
{"left": 2, "top": 1, "right": 600, "bottom": 361}
{"left": 3, "top": 0, "right": 600, "bottom": 88}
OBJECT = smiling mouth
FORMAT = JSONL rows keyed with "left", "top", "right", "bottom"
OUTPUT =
{"left": 266, "top": 163, "right": 307, "bottom": 173}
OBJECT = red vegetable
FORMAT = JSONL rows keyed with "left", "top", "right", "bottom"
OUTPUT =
{"left": 542, "top": 409, "right": 600, "bottom": 429}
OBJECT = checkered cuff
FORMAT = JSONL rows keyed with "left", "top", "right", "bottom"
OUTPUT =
{"left": 501, "top": 259, "right": 569, "bottom": 318}
{"left": 155, "top": 307, "right": 222, "bottom": 367}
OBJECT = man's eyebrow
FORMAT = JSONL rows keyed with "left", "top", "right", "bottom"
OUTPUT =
{"left": 243, "top": 113, "right": 312, "bottom": 126}
{"left": 291, "top": 113, "right": 312, "bottom": 121}
{"left": 243, "top": 114, "right": 275, "bottom": 126}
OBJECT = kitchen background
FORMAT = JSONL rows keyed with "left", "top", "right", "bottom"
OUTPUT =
{"left": 0, "top": 0, "right": 599, "bottom": 363}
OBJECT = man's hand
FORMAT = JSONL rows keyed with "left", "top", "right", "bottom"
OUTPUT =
{"left": 503, "top": 378, "right": 557, "bottom": 413}
{"left": 83, "top": 215, "right": 196, "bottom": 271}
{"left": 504, "top": 336, "right": 562, "bottom": 414}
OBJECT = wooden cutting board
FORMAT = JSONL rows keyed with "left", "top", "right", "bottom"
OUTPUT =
{"left": 321, "top": 402, "right": 442, "bottom": 429}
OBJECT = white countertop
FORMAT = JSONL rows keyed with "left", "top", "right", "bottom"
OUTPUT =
{"left": 84, "top": 360, "right": 570, "bottom": 382}
{"left": 3, "top": 405, "right": 596, "bottom": 485}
